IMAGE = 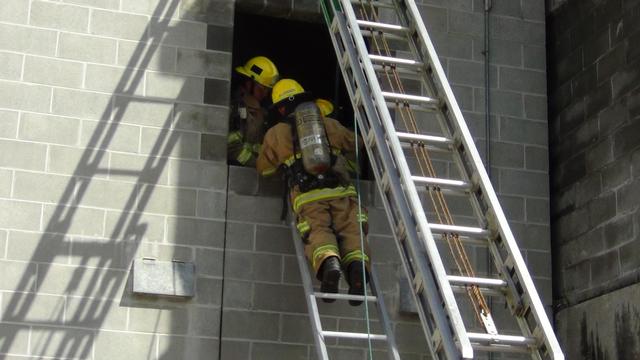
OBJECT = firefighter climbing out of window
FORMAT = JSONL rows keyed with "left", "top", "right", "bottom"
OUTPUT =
{"left": 257, "top": 79, "right": 370, "bottom": 306}
{"left": 228, "top": 56, "right": 280, "bottom": 167}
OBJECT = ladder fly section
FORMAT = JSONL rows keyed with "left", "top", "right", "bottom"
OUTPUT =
{"left": 289, "top": 219, "right": 401, "bottom": 360}
{"left": 320, "top": 0, "right": 564, "bottom": 359}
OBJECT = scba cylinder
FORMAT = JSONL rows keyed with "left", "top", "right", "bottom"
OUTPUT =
{"left": 294, "top": 101, "right": 332, "bottom": 175}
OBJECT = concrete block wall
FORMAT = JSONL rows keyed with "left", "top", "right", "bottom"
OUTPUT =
{"left": 0, "top": 0, "right": 233, "bottom": 359}
{"left": 547, "top": 0, "right": 640, "bottom": 358}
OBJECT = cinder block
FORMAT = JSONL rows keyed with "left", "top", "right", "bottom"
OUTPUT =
{"left": 395, "top": 322, "right": 430, "bottom": 353}
{"left": 0, "top": 110, "right": 18, "bottom": 138}
{"left": 6, "top": 230, "right": 70, "bottom": 264}
{"left": 613, "top": 120, "right": 640, "bottom": 158}
{"left": 497, "top": 195, "right": 525, "bottom": 222}
{"left": 42, "top": 204, "right": 105, "bottom": 236}
{"left": 195, "top": 247, "right": 224, "bottom": 277}
{"left": 109, "top": 152, "right": 169, "bottom": 185}
{"left": 53, "top": 89, "right": 112, "bottom": 120}
{"left": 0, "top": 52, "right": 23, "bottom": 81}
{"left": 282, "top": 255, "right": 302, "bottom": 284}
{"left": 524, "top": 95, "right": 547, "bottom": 120}
{"left": 195, "top": 277, "right": 222, "bottom": 305}
{"left": 602, "top": 158, "right": 631, "bottom": 190}
{"left": 61, "top": 0, "right": 119, "bottom": 10}
{"left": 85, "top": 64, "right": 145, "bottom": 95}
{"left": 0, "top": 199, "right": 42, "bottom": 231}
{"left": 141, "top": 127, "right": 200, "bottom": 159}
{"left": 591, "top": 250, "right": 620, "bottom": 285}
{"left": 225, "top": 250, "right": 282, "bottom": 282}
{"left": 473, "top": 38, "right": 522, "bottom": 67}
{"left": 490, "top": 16, "right": 545, "bottom": 45}
{"left": 90, "top": 9, "right": 149, "bottom": 41}
{"left": 220, "top": 340, "right": 250, "bottom": 360}
{"left": 121, "top": 0, "right": 180, "bottom": 17}
{"left": 139, "top": 184, "right": 196, "bottom": 216}
{"left": 525, "top": 146, "right": 549, "bottom": 171}
{"left": 0, "top": 168, "right": 10, "bottom": 198}
{"left": 474, "top": 88, "right": 524, "bottom": 117}
{"left": 0, "top": 323, "right": 30, "bottom": 355}
{"left": 158, "top": 336, "right": 219, "bottom": 360}
{"left": 0, "top": 23, "right": 57, "bottom": 56}
{"left": 417, "top": 5, "right": 448, "bottom": 33}
{"left": 448, "top": 9, "right": 483, "bottom": 35}
{"left": 129, "top": 307, "right": 190, "bottom": 334}
{"left": 174, "top": 103, "right": 228, "bottom": 135}
{"left": 189, "top": 306, "right": 221, "bottom": 336}
{"left": 30, "top": 326, "right": 95, "bottom": 359}
{"left": 70, "top": 238, "right": 133, "bottom": 270}
{"left": 0, "top": 80, "right": 52, "bottom": 113}
{"left": 118, "top": 40, "right": 177, "bottom": 72}
{"left": 526, "top": 198, "right": 550, "bottom": 224}
{"left": 431, "top": 32, "right": 473, "bottom": 60}
{"left": 165, "top": 216, "right": 225, "bottom": 247}
{"left": 227, "top": 194, "right": 285, "bottom": 224}
{"left": 588, "top": 191, "right": 616, "bottom": 226}
{"left": 0, "top": 259, "right": 37, "bottom": 292}
{"left": 65, "top": 297, "right": 128, "bottom": 330}
{"left": 0, "top": 153, "right": 20, "bottom": 182}
{"left": 113, "top": 96, "right": 173, "bottom": 128}
{"left": 499, "top": 168, "right": 548, "bottom": 197}
{"left": 58, "top": 32, "right": 117, "bottom": 64}
{"left": 145, "top": 72, "right": 204, "bottom": 103}
{"left": 500, "top": 67, "right": 546, "bottom": 94}
{"left": 225, "top": 222, "right": 254, "bottom": 251}
{"left": 151, "top": 19, "right": 207, "bottom": 49}
{"left": 451, "top": 85, "right": 473, "bottom": 111}
{"left": 252, "top": 283, "right": 306, "bottom": 313}
{"left": 48, "top": 145, "right": 108, "bottom": 178}
{"left": 619, "top": 238, "right": 640, "bottom": 274}
{"left": 422, "top": 0, "right": 472, "bottom": 11}
{"left": 80, "top": 120, "right": 141, "bottom": 154}
{"left": 94, "top": 331, "right": 155, "bottom": 360}
{"left": 448, "top": 59, "right": 498, "bottom": 88}
{"left": 30, "top": 1, "right": 89, "bottom": 32}
{"left": 367, "top": 207, "right": 392, "bottom": 235}
{"left": 499, "top": 117, "right": 547, "bottom": 146}
{"left": 524, "top": 45, "right": 546, "bottom": 70}
{"left": 19, "top": 113, "right": 80, "bottom": 146}
{"left": 168, "top": 159, "right": 227, "bottom": 190}
{"left": 251, "top": 342, "right": 308, "bottom": 360}
{"left": 203, "top": 78, "right": 230, "bottom": 106}
{"left": 1, "top": 293, "right": 65, "bottom": 325}
{"left": 604, "top": 213, "right": 634, "bottom": 248}
{"left": 180, "top": 0, "right": 234, "bottom": 26}
{"left": 255, "top": 225, "right": 294, "bottom": 254}
{"left": 561, "top": 228, "right": 604, "bottom": 267}
{"left": 176, "top": 48, "right": 231, "bottom": 79}
{"left": 81, "top": 178, "right": 138, "bottom": 209}
{"left": 489, "top": 141, "right": 524, "bottom": 168}
{"left": 227, "top": 165, "right": 258, "bottom": 195}
{"left": 633, "top": 148, "right": 640, "bottom": 179}
{"left": 37, "top": 263, "right": 126, "bottom": 299}
{"left": 0, "top": 0, "right": 29, "bottom": 24}
{"left": 206, "top": 25, "right": 233, "bottom": 52}
{"left": 522, "top": 0, "right": 545, "bottom": 21}
{"left": 222, "top": 279, "right": 252, "bottom": 309}
{"left": 196, "top": 190, "right": 226, "bottom": 219}
{"left": 137, "top": 242, "right": 193, "bottom": 262}
{"left": 280, "top": 314, "right": 314, "bottom": 343}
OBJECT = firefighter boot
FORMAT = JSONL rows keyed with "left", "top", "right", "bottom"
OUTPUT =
{"left": 319, "top": 256, "right": 341, "bottom": 303}
{"left": 347, "top": 261, "right": 369, "bottom": 306}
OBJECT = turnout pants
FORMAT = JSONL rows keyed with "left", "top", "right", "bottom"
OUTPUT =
{"left": 296, "top": 196, "right": 370, "bottom": 278}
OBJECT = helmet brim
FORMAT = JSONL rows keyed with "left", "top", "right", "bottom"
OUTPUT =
{"left": 235, "top": 66, "right": 276, "bottom": 88}
{"left": 270, "top": 91, "right": 314, "bottom": 109}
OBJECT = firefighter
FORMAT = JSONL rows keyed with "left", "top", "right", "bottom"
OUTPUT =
{"left": 228, "top": 56, "right": 280, "bottom": 167}
{"left": 257, "top": 79, "right": 370, "bottom": 306}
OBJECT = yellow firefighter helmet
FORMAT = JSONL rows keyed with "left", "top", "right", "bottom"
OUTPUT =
{"left": 271, "top": 79, "right": 307, "bottom": 106}
{"left": 235, "top": 56, "right": 279, "bottom": 88}
{"left": 314, "top": 98, "right": 334, "bottom": 117}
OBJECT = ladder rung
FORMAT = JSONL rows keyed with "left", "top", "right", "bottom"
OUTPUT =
{"left": 350, "top": 0, "right": 395, "bottom": 9}
{"left": 467, "top": 332, "right": 537, "bottom": 346}
{"left": 447, "top": 275, "right": 507, "bottom": 288}
{"left": 313, "top": 292, "right": 377, "bottom": 302}
{"left": 322, "top": 331, "right": 388, "bottom": 341}
{"left": 411, "top": 176, "right": 471, "bottom": 192}
{"left": 369, "top": 54, "right": 424, "bottom": 69}
{"left": 428, "top": 223, "right": 491, "bottom": 238}
{"left": 451, "top": 285, "right": 504, "bottom": 297}
{"left": 356, "top": 20, "right": 410, "bottom": 34}
{"left": 397, "top": 132, "right": 452, "bottom": 146}
{"left": 382, "top": 92, "right": 439, "bottom": 108}
{"left": 374, "top": 65, "right": 421, "bottom": 79}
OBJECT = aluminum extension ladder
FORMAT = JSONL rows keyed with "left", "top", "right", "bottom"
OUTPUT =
{"left": 318, "top": 0, "right": 565, "bottom": 359}
{"left": 289, "top": 219, "right": 401, "bottom": 360}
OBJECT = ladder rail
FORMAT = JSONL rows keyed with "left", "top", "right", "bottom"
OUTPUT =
{"left": 289, "top": 218, "right": 401, "bottom": 360}
{"left": 400, "top": 1, "right": 564, "bottom": 358}
{"left": 335, "top": 0, "right": 473, "bottom": 358}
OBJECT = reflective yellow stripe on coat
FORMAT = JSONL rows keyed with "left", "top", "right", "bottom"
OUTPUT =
{"left": 292, "top": 185, "right": 358, "bottom": 213}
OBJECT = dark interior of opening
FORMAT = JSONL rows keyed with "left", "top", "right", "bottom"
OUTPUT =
{"left": 232, "top": 12, "right": 372, "bottom": 179}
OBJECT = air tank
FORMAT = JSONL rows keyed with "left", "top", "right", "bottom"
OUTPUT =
{"left": 294, "top": 101, "right": 332, "bottom": 175}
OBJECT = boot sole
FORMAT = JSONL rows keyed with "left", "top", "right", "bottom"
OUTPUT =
{"left": 320, "top": 268, "right": 341, "bottom": 303}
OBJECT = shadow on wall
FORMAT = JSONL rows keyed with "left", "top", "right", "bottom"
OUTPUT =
{"left": 0, "top": 0, "right": 221, "bottom": 358}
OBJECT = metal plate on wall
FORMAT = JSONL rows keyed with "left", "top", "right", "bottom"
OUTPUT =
{"left": 133, "top": 258, "right": 195, "bottom": 298}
